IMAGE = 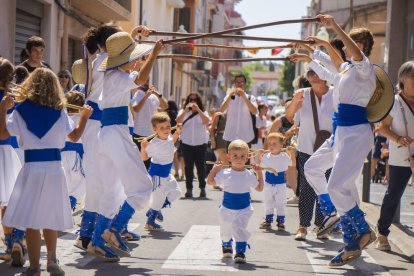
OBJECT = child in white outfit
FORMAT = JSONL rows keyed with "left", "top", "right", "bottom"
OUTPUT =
{"left": 0, "top": 68, "right": 92, "bottom": 275}
{"left": 207, "top": 139, "right": 264, "bottom": 264}
{"left": 259, "top": 133, "right": 295, "bottom": 230}
{"left": 62, "top": 91, "right": 86, "bottom": 211}
{"left": 141, "top": 112, "right": 182, "bottom": 230}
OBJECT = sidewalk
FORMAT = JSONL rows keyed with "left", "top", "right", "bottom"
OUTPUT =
{"left": 359, "top": 178, "right": 414, "bottom": 262}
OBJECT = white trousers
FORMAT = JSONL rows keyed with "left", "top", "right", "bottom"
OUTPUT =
{"left": 263, "top": 183, "right": 286, "bottom": 217}
{"left": 62, "top": 151, "right": 85, "bottom": 200}
{"left": 149, "top": 175, "right": 182, "bottom": 211}
{"left": 82, "top": 120, "right": 104, "bottom": 213}
{"left": 97, "top": 125, "right": 152, "bottom": 219}
{"left": 218, "top": 206, "right": 253, "bottom": 243}
{"left": 305, "top": 125, "right": 372, "bottom": 215}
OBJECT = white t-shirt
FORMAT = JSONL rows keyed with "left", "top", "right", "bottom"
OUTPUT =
{"left": 388, "top": 95, "right": 414, "bottom": 167}
{"left": 132, "top": 90, "right": 160, "bottom": 136}
{"left": 178, "top": 110, "right": 209, "bottom": 146}
{"left": 294, "top": 87, "right": 335, "bottom": 155}
{"left": 99, "top": 70, "right": 138, "bottom": 109}
{"left": 146, "top": 135, "right": 175, "bottom": 165}
{"left": 260, "top": 152, "right": 292, "bottom": 174}
{"left": 7, "top": 110, "right": 73, "bottom": 149}
{"left": 214, "top": 168, "right": 259, "bottom": 193}
{"left": 66, "top": 114, "right": 82, "bottom": 143}
{"left": 87, "top": 52, "right": 107, "bottom": 103}
{"left": 223, "top": 94, "right": 257, "bottom": 143}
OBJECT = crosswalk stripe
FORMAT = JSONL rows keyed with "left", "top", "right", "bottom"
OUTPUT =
{"left": 42, "top": 223, "right": 141, "bottom": 267}
{"left": 302, "top": 235, "right": 391, "bottom": 275}
{"left": 162, "top": 225, "right": 239, "bottom": 272}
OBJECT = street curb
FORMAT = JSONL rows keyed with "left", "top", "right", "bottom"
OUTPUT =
{"left": 362, "top": 202, "right": 414, "bottom": 262}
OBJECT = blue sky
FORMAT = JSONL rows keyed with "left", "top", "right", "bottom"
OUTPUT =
{"left": 234, "top": 0, "right": 311, "bottom": 58}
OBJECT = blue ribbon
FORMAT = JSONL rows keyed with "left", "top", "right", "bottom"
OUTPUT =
{"left": 86, "top": 100, "right": 103, "bottom": 121}
{"left": 101, "top": 106, "right": 128, "bottom": 127}
{"left": 16, "top": 100, "right": 61, "bottom": 139}
{"left": 0, "top": 136, "right": 19, "bottom": 148}
{"left": 24, "top": 148, "right": 61, "bottom": 163}
{"left": 332, "top": 103, "right": 368, "bottom": 146}
{"left": 222, "top": 192, "right": 251, "bottom": 210}
{"left": 265, "top": 171, "right": 286, "bottom": 185}
{"left": 148, "top": 162, "right": 173, "bottom": 178}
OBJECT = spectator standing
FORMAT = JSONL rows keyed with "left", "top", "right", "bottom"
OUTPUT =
{"left": 19, "top": 36, "right": 51, "bottom": 73}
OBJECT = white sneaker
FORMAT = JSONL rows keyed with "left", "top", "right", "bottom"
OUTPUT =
{"left": 287, "top": 196, "right": 299, "bottom": 205}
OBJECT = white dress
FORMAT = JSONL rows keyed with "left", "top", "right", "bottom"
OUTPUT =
{"left": 62, "top": 114, "right": 85, "bottom": 200}
{"left": 0, "top": 142, "right": 22, "bottom": 207}
{"left": 3, "top": 109, "right": 74, "bottom": 230}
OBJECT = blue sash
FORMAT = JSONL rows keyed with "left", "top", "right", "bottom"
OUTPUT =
{"left": 222, "top": 192, "right": 251, "bottom": 210}
{"left": 101, "top": 106, "right": 128, "bottom": 127}
{"left": 148, "top": 162, "right": 173, "bottom": 178}
{"left": 16, "top": 100, "right": 61, "bottom": 139}
{"left": 86, "top": 101, "right": 102, "bottom": 121}
{"left": 24, "top": 148, "right": 61, "bottom": 163}
{"left": 265, "top": 171, "right": 286, "bottom": 185}
{"left": 0, "top": 136, "right": 18, "bottom": 148}
{"left": 332, "top": 103, "right": 368, "bottom": 146}
{"left": 61, "top": 141, "right": 84, "bottom": 158}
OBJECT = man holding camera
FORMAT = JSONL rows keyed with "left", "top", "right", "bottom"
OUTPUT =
{"left": 220, "top": 74, "right": 258, "bottom": 146}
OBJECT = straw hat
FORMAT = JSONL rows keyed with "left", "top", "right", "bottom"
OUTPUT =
{"left": 72, "top": 58, "right": 92, "bottom": 95}
{"left": 98, "top": 32, "right": 153, "bottom": 71}
{"left": 366, "top": 65, "right": 395, "bottom": 123}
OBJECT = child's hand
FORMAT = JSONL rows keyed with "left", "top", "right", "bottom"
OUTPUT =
{"left": 79, "top": 105, "right": 93, "bottom": 119}
{"left": 152, "top": 39, "right": 164, "bottom": 56}
{"left": 0, "top": 95, "right": 14, "bottom": 112}
{"left": 131, "top": 25, "right": 155, "bottom": 38}
{"left": 251, "top": 164, "right": 263, "bottom": 174}
{"left": 141, "top": 139, "right": 149, "bottom": 150}
{"left": 213, "top": 161, "right": 226, "bottom": 172}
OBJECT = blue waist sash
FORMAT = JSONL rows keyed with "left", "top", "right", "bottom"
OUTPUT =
{"left": 61, "top": 141, "right": 84, "bottom": 158}
{"left": 332, "top": 104, "right": 368, "bottom": 146}
{"left": 101, "top": 106, "right": 128, "bottom": 127}
{"left": 0, "top": 136, "right": 18, "bottom": 148}
{"left": 24, "top": 148, "right": 61, "bottom": 163}
{"left": 265, "top": 171, "right": 286, "bottom": 185}
{"left": 148, "top": 162, "right": 173, "bottom": 178}
{"left": 222, "top": 192, "right": 251, "bottom": 210}
{"left": 86, "top": 101, "right": 103, "bottom": 121}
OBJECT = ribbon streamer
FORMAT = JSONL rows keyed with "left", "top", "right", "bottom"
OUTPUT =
{"left": 158, "top": 18, "right": 319, "bottom": 44}
{"left": 157, "top": 55, "right": 288, "bottom": 63}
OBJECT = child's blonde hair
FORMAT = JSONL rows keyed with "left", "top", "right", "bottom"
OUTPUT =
{"left": 228, "top": 139, "right": 249, "bottom": 153}
{"left": 266, "top": 132, "right": 285, "bottom": 144}
{"left": 151, "top": 112, "right": 171, "bottom": 127}
{"left": 65, "top": 91, "right": 85, "bottom": 113}
{"left": 17, "top": 68, "right": 65, "bottom": 110}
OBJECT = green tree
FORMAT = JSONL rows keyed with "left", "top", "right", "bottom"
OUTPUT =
{"left": 280, "top": 50, "right": 296, "bottom": 96}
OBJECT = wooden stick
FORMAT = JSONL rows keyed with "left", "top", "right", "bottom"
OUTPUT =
{"left": 134, "top": 126, "right": 179, "bottom": 142}
{"left": 137, "top": 40, "right": 291, "bottom": 50}
{"left": 146, "top": 32, "right": 315, "bottom": 44}
{"left": 159, "top": 18, "right": 319, "bottom": 43}
{"left": 206, "top": 161, "right": 278, "bottom": 174}
{"left": 157, "top": 55, "right": 288, "bottom": 63}
{"left": 65, "top": 103, "right": 83, "bottom": 110}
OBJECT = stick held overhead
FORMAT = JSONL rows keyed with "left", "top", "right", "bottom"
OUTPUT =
{"left": 157, "top": 55, "right": 289, "bottom": 63}
{"left": 160, "top": 17, "right": 319, "bottom": 43}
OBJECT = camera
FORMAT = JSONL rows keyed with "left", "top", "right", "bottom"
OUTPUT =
{"left": 231, "top": 94, "right": 236, "bottom": 100}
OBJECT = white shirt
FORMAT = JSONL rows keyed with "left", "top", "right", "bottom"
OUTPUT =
{"left": 178, "top": 109, "right": 209, "bottom": 146}
{"left": 255, "top": 115, "right": 268, "bottom": 139}
{"left": 99, "top": 70, "right": 138, "bottom": 109}
{"left": 88, "top": 52, "right": 107, "bottom": 102}
{"left": 214, "top": 168, "right": 259, "bottom": 193}
{"left": 223, "top": 94, "right": 257, "bottom": 143}
{"left": 146, "top": 135, "right": 175, "bottom": 165}
{"left": 7, "top": 110, "right": 73, "bottom": 149}
{"left": 66, "top": 114, "right": 82, "bottom": 143}
{"left": 260, "top": 152, "right": 292, "bottom": 174}
{"left": 132, "top": 90, "right": 160, "bottom": 136}
{"left": 294, "top": 87, "right": 335, "bottom": 155}
{"left": 388, "top": 95, "right": 414, "bottom": 167}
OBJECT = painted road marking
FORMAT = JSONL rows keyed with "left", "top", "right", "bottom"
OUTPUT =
{"left": 162, "top": 225, "right": 238, "bottom": 272}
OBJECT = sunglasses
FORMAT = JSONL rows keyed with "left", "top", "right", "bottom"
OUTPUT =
{"left": 59, "top": 75, "right": 70, "bottom": 79}
{"left": 189, "top": 97, "right": 197, "bottom": 102}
